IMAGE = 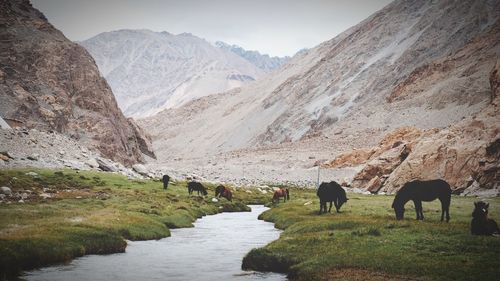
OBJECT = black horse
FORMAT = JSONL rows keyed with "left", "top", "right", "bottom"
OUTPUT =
{"left": 471, "top": 201, "right": 500, "bottom": 235}
{"left": 391, "top": 179, "right": 451, "bottom": 221}
{"left": 317, "top": 181, "right": 348, "bottom": 214}
{"left": 162, "top": 175, "right": 170, "bottom": 190}
{"left": 187, "top": 181, "right": 208, "bottom": 196}
{"left": 215, "top": 185, "right": 232, "bottom": 201}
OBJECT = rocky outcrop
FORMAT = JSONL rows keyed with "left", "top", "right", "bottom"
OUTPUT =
{"left": 0, "top": 0, "right": 154, "bottom": 165}
{"left": 344, "top": 62, "right": 500, "bottom": 195}
{"left": 351, "top": 141, "right": 412, "bottom": 193}
{"left": 127, "top": 118, "right": 156, "bottom": 159}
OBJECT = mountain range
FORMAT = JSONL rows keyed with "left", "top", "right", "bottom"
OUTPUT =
{"left": 140, "top": 0, "right": 499, "bottom": 191}
{"left": 80, "top": 30, "right": 270, "bottom": 118}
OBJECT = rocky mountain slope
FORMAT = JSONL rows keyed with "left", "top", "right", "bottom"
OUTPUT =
{"left": 141, "top": 0, "right": 499, "bottom": 190}
{"left": 0, "top": 0, "right": 154, "bottom": 165}
{"left": 80, "top": 30, "right": 265, "bottom": 118}
{"left": 215, "top": 41, "right": 291, "bottom": 72}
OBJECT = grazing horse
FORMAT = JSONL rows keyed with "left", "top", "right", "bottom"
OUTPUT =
{"left": 317, "top": 181, "right": 348, "bottom": 214}
{"left": 187, "top": 181, "right": 208, "bottom": 196}
{"left": 215, "top": 185, "right": 233, "bottom": 201}
{"left": 391, "top": 179, "right": 451, "bottom": 221}
{"left": 162, "top": 175, "right": 170, "bottom": 190}
{"left": 471, "top": 201, "right": 500, "bottom": 235}
{"left": 273, "top": 188, "right": 290, "bottom": 203}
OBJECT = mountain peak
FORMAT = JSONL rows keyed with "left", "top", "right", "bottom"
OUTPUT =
{"left": 80, "top": 29, "right": 264, "bottom": 118}
{"left": 214, "top": 41, "right": 291, "bottom": 72}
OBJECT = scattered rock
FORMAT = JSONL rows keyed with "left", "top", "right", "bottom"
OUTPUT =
{"left": 96, "top": 157, "right": 118, "bottom": 172}
{"left": 85, "top": 158, "right": 99, "bottom": 168}
{"left": 211, "top": 197, "right": 219, "bottom": 202}
{"left": 25, "top": 172, "right": 39, "bottom": 177}
{"left": 0, "top": 186, "right": 12, "bottom": 195}
{"left": 39, "top": 193, "right": 52, "bottom": 199}
{"left": 132, "top": 164, "right": 149, "bottom": 177}
{"left": 27, "top": 154, "right": 39, "bottom": 161}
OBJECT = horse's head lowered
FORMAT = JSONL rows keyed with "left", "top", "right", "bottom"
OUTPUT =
{"left": 392, "top": 200, "right": 405, "bottom": 220}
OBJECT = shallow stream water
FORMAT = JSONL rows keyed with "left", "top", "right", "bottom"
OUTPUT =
{"left": 24, "top": 205, "right": 286, "bottom": 281}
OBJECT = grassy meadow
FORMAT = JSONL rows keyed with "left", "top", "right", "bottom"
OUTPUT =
{"left": 243, "top": 190, "right": 500, "bottom": 281}
{"left": 0, "top": 168, "right": 269, "bottom": 279}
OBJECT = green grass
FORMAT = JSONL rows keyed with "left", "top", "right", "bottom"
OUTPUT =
{"left": 242, "top": 190, "right": 500, "bottom": 281}
{"left": 0, "top": 168, "right": 267, "bottom": 279}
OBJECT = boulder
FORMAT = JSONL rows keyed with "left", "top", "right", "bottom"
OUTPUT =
{"left": 351, "top": 144, "right": 410, "bottom": 190}
{"left": 96, "top": 157, "right": 118, "bottom": 172}
{"left": 85, "top": 158, "right": 99, "bottom": 168}
{"left": 132, "top": 164, "right": 149, "bottom": 176}
{"left": 25, "top": 172, "right": 39, "bottom": 177}
{"left": 366, "top": 176, "right": 383, "bottom": 193}
{"left": 0, "top": 186, "right": 12, "bottom": 195}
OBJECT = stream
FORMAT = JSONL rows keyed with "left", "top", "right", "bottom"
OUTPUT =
{"left": 23, "top": 205, "right": 286, "bottom": 281}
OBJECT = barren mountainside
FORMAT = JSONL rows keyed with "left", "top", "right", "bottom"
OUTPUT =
{"left": 0, "top": 0, "right": 154, "bottom": 165}
{"left": 144, "top": 0, "right": 499, "bottom": 155}
{"left": 140, "top": 0, "right": 499, "bottom": 190}
{"left": 80, "top": 30, "right": 265, "bottom": 118}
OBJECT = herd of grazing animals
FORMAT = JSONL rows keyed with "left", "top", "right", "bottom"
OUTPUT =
{"left": 164, "top": 176, "right": 498, "bottom": 236}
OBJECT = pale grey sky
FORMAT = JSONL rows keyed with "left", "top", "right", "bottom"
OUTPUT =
{"left": 32, "top": 0, "right": 393, "bottom": 57}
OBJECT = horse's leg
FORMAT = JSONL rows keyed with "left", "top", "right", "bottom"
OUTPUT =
{"left": 445, "top": 197, "right": 451, "bottom": 222}
{"left": 414, "top": 200, "right": 422, "bottom": 220}
{"left": 334, "top": 199, "right": 340, "bottom": 213}
{"left": 440, "top": 199, "right": 445, "bottom": 222}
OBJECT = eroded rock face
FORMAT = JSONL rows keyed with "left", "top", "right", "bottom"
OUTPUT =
{"left": 0, "top": 0, "right": 153, "bottom": 165}
{"left": 381, "top": 62, "right": 500, "bottom": 194}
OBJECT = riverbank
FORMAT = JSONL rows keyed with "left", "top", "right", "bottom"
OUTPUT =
{"left": 0, "top": 168, "right": 268, "bottom": 279}
{"left": 243, "top": 190, "right": 500, "bottom": 281}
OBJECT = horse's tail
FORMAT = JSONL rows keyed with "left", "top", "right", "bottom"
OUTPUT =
{"left": 286, "top": 188, "right": 290, "bottom": 200}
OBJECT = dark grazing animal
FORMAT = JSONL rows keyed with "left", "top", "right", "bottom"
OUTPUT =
{"left": 471, "top": 201, "right": 500, "bottom": 235}
{"left": 162, "top": 175, "right": 170, "bottom": 190}
{"left": 391, "top": 179, "right": 451, "bottom": 221}
{"left": 215, "top": 185, "right": 232, "bottom": 201}
{"left": 317, "top": 181, "right": 348, "bottom": 214}
{"left": 187, "top": 181, "right": 208, "bottom": 196}
{"left": 273, "top": 188, "right": 290, "bottom": 203}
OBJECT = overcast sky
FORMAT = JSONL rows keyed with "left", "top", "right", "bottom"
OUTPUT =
{"left": 32, "top": 0, "right": 392, "bottom": 57}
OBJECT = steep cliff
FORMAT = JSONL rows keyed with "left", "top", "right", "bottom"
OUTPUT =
{"left": 0, "top": 0, "right": 155, "bottom": 165}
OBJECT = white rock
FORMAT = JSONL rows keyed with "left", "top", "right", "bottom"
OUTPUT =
{"left": 86, "top": 158, "right": 99, "bottom": 168}
{"left": 0, "top": 186, "right": 11, "bottom": 195}
{"left": 25, "top": 172, "right": 39, "bottom": 177}
{"left": 132, "top": 164, "right": 149, "bottom": 176}
{"left": 211, "top": 197, "right": 219, "bottom": 202}
{"left": 40, "top": 193, "right": 52, "bottom": 199}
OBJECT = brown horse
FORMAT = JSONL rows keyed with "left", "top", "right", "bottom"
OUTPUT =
{"left": 215, "top": 185, "right": 233, "bottom": 201}
{"left": 273, "top": 188, "right": 290, "bottom": 203}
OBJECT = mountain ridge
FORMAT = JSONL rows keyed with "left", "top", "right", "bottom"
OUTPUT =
{"left": 79, "top": 29, "right": 265, "bottom": 118}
